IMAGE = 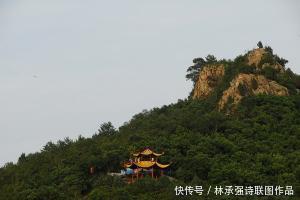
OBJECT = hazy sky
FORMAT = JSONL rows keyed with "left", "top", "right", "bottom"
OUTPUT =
{"left": 0, "top": 0, "right": 299, "bottom": 166}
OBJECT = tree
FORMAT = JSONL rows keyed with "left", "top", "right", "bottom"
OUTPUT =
{"left": 97, "top": 122, "right": 116, "bottom": 135}
{"left": 251, "top": 78, "right": 258, "bottom": 90}
{"left": 257, "top": 41, "right": 263, "bottom": 48}
{"left": 274, "top": 55, "right": 288, "bottom": 67}
{"left": 238, "top": 83, "right": 249, "bottom": 96}
{"left": 264, "top": 46, "right": 273, "bottom": 54}
{"left": 295, "top": 76, "right": 300, "bottom": 89}
{"left": 186, "top": 55, "right": 217, "bottom": 84}
{"left": 262, "top": 66, "right": 277, "bottom": 80}
{"left": 205, "top": 54, "right": 217, "bottom": 63}
{"left": 17, "top": 153, "right": 26, "bottom": 164}
{"left": 186, "top": 57, "right": 205, "bottom": 84}
{"left": 1, "top": 44, "right": 300, "bottom": 200}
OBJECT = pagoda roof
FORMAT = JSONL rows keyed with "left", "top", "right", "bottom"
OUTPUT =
{"left": 124, "top": 161, "right": 170, "bottom": 169}
{"left": 132, "top": 148, "right": 164, "bottom": 157}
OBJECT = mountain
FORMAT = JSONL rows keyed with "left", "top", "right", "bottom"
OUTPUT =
{"left": 0, "top": 44, "right": 299, "bottom": 200}
{"left": 191, "top": 45, "right": 299, "bottom": 112}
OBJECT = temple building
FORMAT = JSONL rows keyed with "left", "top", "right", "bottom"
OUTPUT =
{"left": 122, "top": 147, "right": 171, "bottom": 183}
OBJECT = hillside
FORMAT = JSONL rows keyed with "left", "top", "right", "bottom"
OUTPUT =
{"left": 1, "top": 44, "right": 300, "bottom": 200}
{"left": 191, "top": 45, "right": 299, "bottom": 112}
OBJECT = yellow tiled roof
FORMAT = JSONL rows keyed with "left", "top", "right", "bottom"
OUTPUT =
{"left": 135, "top": 161, "right": 155, "bottom": 168}
{"left": 155, "top": 162, "right": 171, "bottom": 168}
{"left": 132, "top": 148, "right": 164, "bottom": 157}
{"left": 124, "top": 161, "right": 170, "bottom": 169}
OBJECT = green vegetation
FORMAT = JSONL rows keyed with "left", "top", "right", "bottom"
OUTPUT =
{"left": 0, "top": 45, "right": 299, "bottom": 199}
{"left": 186, "top": 55, "right": 218, "bottom": 84}
{"left": 259, "top": 66, "right": 300, "bottom": 95}
{"left": 1, "top": 95, "right": 299, "bottom": 199}
{"left": 261, "top": 46, "right": 288, "bottom": 68}
{"left": 251, "top": 78, "right": 258, "bottom": 90}
{"left": 238, "top": 83, "right": 249, "bottom": 96}
{"left": 257, "top": 41, "right": 263, "bottom": 48}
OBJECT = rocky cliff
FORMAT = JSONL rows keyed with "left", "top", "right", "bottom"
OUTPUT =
{"left": 218, "top": 73, "right": 289, "bottom": 110}
{"left": 247, "top": 48, "right": 266, "bottom": 66}
{"left": 192, "top": 47, "right": 291, "bottom": 110}
{"left": 192, "top": 64, "right": 225, "bottom": 99}
{"left": 247, "top": 48, "right": 284, "bottom": 72}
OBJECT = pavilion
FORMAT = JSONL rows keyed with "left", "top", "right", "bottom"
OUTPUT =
{"left": 122, "top": 147, "right": 171, "bottom": 183}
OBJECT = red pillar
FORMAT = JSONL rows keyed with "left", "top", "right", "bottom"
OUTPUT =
{"left": 151, "top": 168, "right": 154, "bottom": 178}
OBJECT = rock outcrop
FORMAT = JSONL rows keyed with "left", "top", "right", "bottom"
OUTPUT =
{"left": 247, "top": 48, "right": 284, "bottom": 72}
{"left": 247, "top": 48, "right": 266, "bottom": 66}
{"left": 218, "top": 74, "right": 289, "bottom": 110}
{"left": 192, "top": 47, "right": 290, "bottom": 111}
{"left": 192, "top": 64, "right": 225, "bottom": 99}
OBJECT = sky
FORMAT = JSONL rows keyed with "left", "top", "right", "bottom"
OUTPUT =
{"left": 0, "top": 0, "right": 300, "bottom": 166}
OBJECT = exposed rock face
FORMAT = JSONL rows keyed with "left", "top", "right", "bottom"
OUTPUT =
{"left": 218, "top": 73, "right": 289, "bottom": 110}
{"left": 191, "top": 47, "right": 291, "bottom": 111}
{"left": 247, "top": 48, "right": 266, "bottom": 66}
{"left": 247, "top": 48, "right": 284, "bottom": 72}
{"left": 192, "top": 65, "right": 225, "bottom": 99}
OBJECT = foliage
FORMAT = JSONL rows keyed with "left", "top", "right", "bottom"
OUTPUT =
{"left": 95, "top": 122, "right": 117, "bottom": 136}
{"left": 238, "top": 83, "right": 249, "bottom": 96}
{"left": 186, "top": 54, "right": 218, "bottom": 84}
{"left": 257, "top": 41, "right": 263, "bottom": 48}
{"left": 259, "top": 46, "right": 288, "bottom": 68}
{"left": 0, "top": 94, "right": 299, "bottom": 199}
{"left": 251, "top": 78, "right": 258, "bottom": 90}
{"left": 0, "top": 45, "right": 299, "bottom": 199}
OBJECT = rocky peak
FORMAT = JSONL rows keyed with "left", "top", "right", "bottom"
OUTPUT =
{"left": 247, "top": 48, "right": 266, "bottom": 66}
{"left": 191, "top": 46, "right": 292, "bottom": 111}
{"left": 247, "top": 48, "right": 284, "bottom": 72}
{"left": 192, "top": 64, "right": 225, "bottom": 99}
{"left": 218, "top": 73, "right": 289, "bottom": 110}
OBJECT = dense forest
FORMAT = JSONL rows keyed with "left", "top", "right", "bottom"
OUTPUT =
{"left": 0, "top": 44, "right": 299, "bottom": 199}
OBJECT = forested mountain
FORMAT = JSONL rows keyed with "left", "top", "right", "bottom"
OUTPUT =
{"left": 1, "top": 43, "right": 299, "bottom": 199}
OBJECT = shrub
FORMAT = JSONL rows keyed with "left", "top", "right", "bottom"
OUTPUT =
{"left": 251, "top": 78, "right": 258, "bottom": 90}
{"left": 238, "top": 83, "right": 249, "bottom": 96}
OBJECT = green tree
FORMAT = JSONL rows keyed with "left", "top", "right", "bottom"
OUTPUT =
{"left": 186, "top": 57, "right": 206, "bottom": 84}
{"left": 186, "top": 55, "right": 218, "bottom": 84}
{"left": 205, "top": 54, "right": 217, "bottom": 63}
{"left": 97, "top": 122, "right": 116, "bottom": 135}
{"left": 257, "top": 41, "right": 263, "bottom": 48}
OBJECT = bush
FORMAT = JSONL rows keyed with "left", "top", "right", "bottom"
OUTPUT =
{"left": 238, "top": 83, "right": 249, "bottom": 96}
{"left": 251, "top": 78, "right": 258, "bottom": 90}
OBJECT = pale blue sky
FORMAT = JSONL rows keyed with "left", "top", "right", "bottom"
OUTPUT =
{"left": 0, "top": 0, "right": 299, "bottom": 166}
